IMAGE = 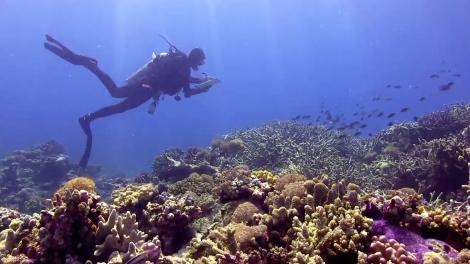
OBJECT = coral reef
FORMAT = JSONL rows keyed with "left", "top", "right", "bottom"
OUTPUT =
{"left": 1, "top": 103, "right": 470, "bottom": 263}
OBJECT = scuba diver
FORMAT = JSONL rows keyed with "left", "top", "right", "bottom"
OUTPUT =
{"left": 44, "top": 34, "right": 219, "bottom": 169}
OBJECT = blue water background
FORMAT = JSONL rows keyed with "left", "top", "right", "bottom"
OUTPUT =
{"left": 1, "top": 1, "right": 469, "bottom": 175}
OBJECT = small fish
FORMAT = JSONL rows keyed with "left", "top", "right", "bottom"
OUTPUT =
{"left": 353, "top": 112, "right": 359, "bottom": 116}
{"left": 359, "top": 124, "right": 367, "bottom": 129}
{"left": 430, "top": 74, "right": 439, "bottom": 79}
{"left": 413, "top": 116, "right": 419, "bottom": 121}
{"left": 354, "top": 131, "right": 362, "bottom": 136}
{"left": 302, "top": 115, "right": 311, "bottom": 119}
{"left": 292, "top": 115, "right": 301, "bottom": 121}
{"left": 368, "top": 133, "right": 373, "bottom": 137}
{"left": 55, "top": 155, "right": 68, "bottom": 162}
{"left": 387, "top": 121, "right": 394, "bottom": 126}
{"left": 400, "top": 107, "right": 409, "bottom": 112}
{"left": 386, "top": 84, "right": 392, "bottom": 88}
{"left": 453, "top": 74, "right": 461, "bottom": 78}
{"left": 439, "top": 82, "right": 454, "bottom": 91}
{"left": 419, "top": 96, "right": 426, "bottom": 102}
{"left": 315, "top": 116, "right": 321, "bottom": 122}
{"left": 394, "top": 85, "right": 401, "bottom": 89}
{"left": 372, "top": 96, "right": 381, "bottom": 101}
{"left": 387, "top": 113, "right": 396, "bottom": 118}
{"left": 377, "top": 112, "right": 384, "bottom": 117}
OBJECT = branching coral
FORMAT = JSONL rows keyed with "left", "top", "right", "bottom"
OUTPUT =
{"left": 94, "top": 209, "right": 149, "bottom": 262}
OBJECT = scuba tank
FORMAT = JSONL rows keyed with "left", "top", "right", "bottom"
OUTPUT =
{"left": 125, "top": 52, "right": 159, "bottom": 85}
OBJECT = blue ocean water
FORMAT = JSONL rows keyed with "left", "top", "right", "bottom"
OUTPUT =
{"left": 0, "top": 0, "right": 469, "bottom": 175}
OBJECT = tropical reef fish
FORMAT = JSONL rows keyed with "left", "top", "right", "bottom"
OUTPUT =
{"left": 387, "top": 113, "right": 396, "bottom": 118}
{"left": 292, "top": 115, "right": 301, "bottom": 121}
{"left": 394, "top": 85, "right": 401, "bottom": 89}
{"left": 439, "top": 82, "right": 454, "bottom": 91}
{"left": 429, "top": 74, "right": 439, "bottom": 79}
{"left": 419, "top": 96, "right": 426, "bottom": 102}
{"left": 400, "top": 107, "right": 409, "bottom": 112}
{"left": 377, "top": 112, "right": 384, "bottom": 117}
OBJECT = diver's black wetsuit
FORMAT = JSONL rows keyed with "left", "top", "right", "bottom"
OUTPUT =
{"left": 44, "top": 35, "right": 209, "bottom": 169}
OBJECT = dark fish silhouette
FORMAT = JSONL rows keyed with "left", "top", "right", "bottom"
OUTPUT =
{"left": 419, "top": 96, "right": 426, "bottom": 102}
{"left": 387, "top": 121, "right": 394, "bottom": 126}
{"left": 453, "top": 74, "right": 461, "bottom": 78}
{"left": 372, "top": 96, "right": 381, "bottom": 101}
{"left": 400, "top": 107, "right": 409, "bottom": 112}
{"left": 430, "top": 74, "right": 439, "bottom": 79}
{"left": 354, "top": 131, "right": 362, "bottom": 136}
{"left": 302, "top": 115, "right": 311, "bottom": 119}
{"left": 359, "top": 124, "right": 367, "bottom": 129}
{"left": 387, "top": 113, "right": 396, "bottom": 118}
{"left": 368, "top": 133, "right": 373, "bottom": 137}
{"left": 413, "top": 116, "right": 419, "bottom": 121}
{"left": 377, "top": 112, "right": 384, "bottom": 117}
{"left": 292, "top": 115, "right": 301, "bottom": 121}
{"left": 386, "top": 84, "right": 392, "bottom": 88}
{"left": 394, "top": 85, "right": 401, "bottom": 89}
{"left": 439, "top": 82, "right": 454, "bottom": 91}
{"left": 315, "top": 116, "right": 321, "bottom": 122}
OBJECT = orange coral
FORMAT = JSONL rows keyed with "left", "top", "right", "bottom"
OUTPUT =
{"left": 55, "top": 176, "right": 96, "bottom": 196}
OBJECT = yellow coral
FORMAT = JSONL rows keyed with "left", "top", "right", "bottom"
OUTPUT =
{"left": 55, "top": 176, "right": 96, "bottom": 196}
{"left": 112, "top": 183, "right": 157, "bottom": 210}
{"left": 252, "top": 170, "right": 277, "bottom": 184}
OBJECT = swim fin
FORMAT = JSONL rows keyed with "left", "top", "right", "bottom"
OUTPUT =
{"left": 44, "top": 34, "right": 98, "bottom": 67}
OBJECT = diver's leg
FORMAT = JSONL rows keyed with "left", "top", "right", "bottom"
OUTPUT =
{"left": 77, "top": 90, "right": 152, "bottom": 168}
{"left": 78, "top": 132, "right": 93, "bottom": 169}
{"left": 78, "top": 89, "right": 153, "bottom": 134}
{"left": 44, "top": 35, "right": 135, "bottom": 98}
{"left": 85, "top": 65, "right": 136, "bottom": 98}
